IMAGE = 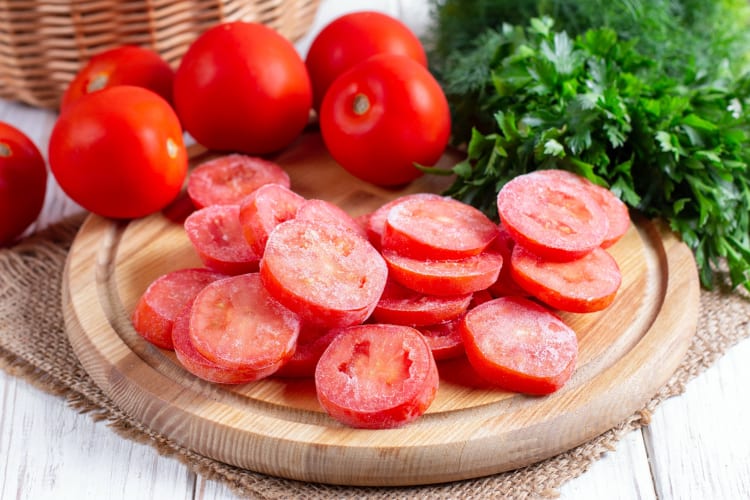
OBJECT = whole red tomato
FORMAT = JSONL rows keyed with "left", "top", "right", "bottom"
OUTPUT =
{"left": 319, "top": 54, "right": 451, "bottom": 187}
{"left": 305, "top": 11, "right": 427, "bottom": 111}
{"left": 60, "top": 45, "right": 174, "bottom": 112}
{"left": 173, "top": 22, "right": 312, "bottom": 155}
{"left": 0, "top": 122, "right": 47, "bottom": 246}
{"left": 48, "top": 86, "right": 187, "bottom": 219}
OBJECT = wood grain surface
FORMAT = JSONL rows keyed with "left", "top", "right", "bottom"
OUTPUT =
{"left": 62, "top": 131, "right": 700, "bottom": 487}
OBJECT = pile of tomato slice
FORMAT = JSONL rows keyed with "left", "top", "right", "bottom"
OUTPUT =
{"left": 131, "top": 154, "right": 630, "bottom": 429}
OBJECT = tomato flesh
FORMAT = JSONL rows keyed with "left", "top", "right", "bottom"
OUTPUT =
{"left": 510, "top": 244, "right": 622, "bottom": 313}
{"left": 382, "top": 247, "right": 504, "bottom": 296}
{"left": 188, "top": 273, "right": 300, "bottom": 375}
{"left": 131, "top": 268, "right": 226, "bottom": 350}
{"left": 417, "top": 317, "right": 465, "bottom": 361}
{"left": 497, "top": 170, "right": 608, "bottom": 261}
{"left": 260, "top": 219, "right": 388, "bottom": 328}
{"left": 238, "top": 183, "right": 305, "bottom": 256}
{"left": 371, "top": 278, "right": 472, "bottom": 326}
{"left": 184, "top": 204, "right": 260, "bottom": 275}
{"left": 461, "top": 296, "right": 578, "bottom": 395}
{"left": 315, "top": 324, "right": 439, "bottom": 429}
{"left": 187, "top": 154, "right": 290, "bottom": 209}
{"left": 383, "top": 195, "right": 499, "bottom": 260}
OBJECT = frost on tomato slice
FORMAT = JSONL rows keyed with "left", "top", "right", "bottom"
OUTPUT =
{"left": 417, "top": 316, "right": 465, "bottom": 361}
{"left": 172, "top": 301, "right": 261, "bottom": 384}
{"left": 184, "top": 204, "right": 260, "bottom": 275}
{"left": 131, "top": 267, "right": 225, "bottom": 350}
{"left": 487, "top": 225, "right": 531, "bottom": 298}
{"left": 541, "top": 169, "right": 630, "bottom": 248}
{"left": 260, "top": 219, "right": 388, "bottom": 328}
{"left": 383, "top": 196, "right": 499, "bottom": 260}
{"left": 510, "top": 244, "right": 622, "bottom": 313}
{"left": 296, "top": 198, "right": 368, "bottom": 240}
{"left": 363, "top": 192, "right": 444, "bottom": 249}
{"left": 187, "top": 154, "right": 290, "bottom": 208}
{"left": 188, "top": 273, "right": 300, "bottom": 374}
{"left": 238, "top": 183, "right": 305, "bottom": 256}
{"left": 382, "top": 246, "right": 503, "bottom": 296}
{"left": 371, "top": 278, "right": 472, "bottom": 326}
{"left": 461, "top": 296, "right": 578, "bottom": 395}
{"left": 274, "top": 324, "right": 341, "bottom": 378}
{"left": 496, "top": 170, "right": 608, "bottom": 261}
{"left": 315, "top": 323, "right": 439, "bottom": 429}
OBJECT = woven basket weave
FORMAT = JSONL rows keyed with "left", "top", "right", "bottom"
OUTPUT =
{"left": 0, "top": 0, "right": 320, "bottom": 109}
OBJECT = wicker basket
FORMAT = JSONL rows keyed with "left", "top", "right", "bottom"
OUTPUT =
{"left": 0, "top": 0, "right": 320, "bottom": 109}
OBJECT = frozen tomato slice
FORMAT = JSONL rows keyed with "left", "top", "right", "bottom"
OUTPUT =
{"left": 274, "top": 324, "right": 341, "bottom": 378}
{"left": 172, "top": 301, "right": 261, "bottom": 384}
{"left": 238, "top": 183, "right": 305, "bottom": 256}
{"left": 417, "top": 317, "right": 465, "bottom": 361}
{"left": 510, "top": 244, "right": 622, "bottom": 313}
{"left": 371, "top": 278, "right": 472, "bottom": 326}
{"left": 382, "top": 247, "right": 503, "bottom": 296}
{"left": 487, "top": 225, "right": 530, "bottom": 298}
{"left": 260, "top": 219, "right": 388, "bottom": 328}
{"left": 184, "top": 204, "right": 260, "bottom": 275}
{"left": 541, "top": 169, "right": 630, "bottom": 248}
{"left": 189, "top": 273, "right": 300, "bottom": 374}
{"left": 187, "top": 154, "right": 290, "bottom": 208}
{"left": 496, "top": 170, "right": 608, "bottom": 261}
{"left": 461, "top": 296, "right": 578, "bottom": 395}
{"left": 364, "top": 193, "right": 444, "bottom": 249}
{"left": 315, "top": 324, "right": 439, "bottom": 429}
{"left": 296, "top": 198, "right": 367, "bottom": 240}
{"left": 131, "top": 267, "right": 225, "bottom": 350}
{"left": 383, "top": 196, "right": 499, "bottom": 260}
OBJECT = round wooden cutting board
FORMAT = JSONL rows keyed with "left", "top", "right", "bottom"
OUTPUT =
{"left": 63, "top": 132, "right": 700, "bottom": 487}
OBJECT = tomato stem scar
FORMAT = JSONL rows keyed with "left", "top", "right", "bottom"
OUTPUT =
{"left": 86, "top": 73, "right": 109, "bottom": 93}
{"left": 353, "top": 94, "right": 370, "bottom": 115}
{"left": 0, "top": 142, "right": 10, "bottom": 157}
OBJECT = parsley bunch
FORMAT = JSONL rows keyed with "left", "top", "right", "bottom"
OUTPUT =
{"left": 424, "top": 15, "right": 750, "bottom": 290}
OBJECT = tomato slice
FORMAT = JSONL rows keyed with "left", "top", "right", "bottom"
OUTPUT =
{"left": 274, "top": 324, "right": 341, "bottom": 378}
{"left": 315, "top": 323, "right": 439, "bottom": 429}
{"left": 238, "top": 183, "right": 305, "bottom": 256}
{"left": 381, "top": 247, "right": 503, "bottom": 296}
{"left": 188, "top": 273, "right": 300, "bottom": 374}
{"left": 417, "top": 317, "right": 465, "bottom": 361}
{"left": 541, "top": 169, "right": 630, "bottom": 248}
{"left": 371, "top": 278, "right": 472, "bottom": 326}
{"left": 363, "top": 193, "right": 444, "bottom": 249}
{"left": 510, "top": 244, "right": 622, "bottom": 313}
{"left": 260, "top": 219, "right": 388, "bottom": 328}
{"left": 496, "top": 170, "right": 608, "bottom": 261}
{"left": 184, "top": 204, "right": 260, "bottom": 275}
{"left": 383, "top": 195, "right": 499, "bottom": 260}
{"left": 487, "top": 225, "right": 531, "bottom": 298}
{"left": 131, "top": 268, "right": 226, "bottom": 350}
{"left": 295, "top": 198, "right": 368, "bottom": 240}
{"left": 172, "top": 301, "right": 262, "bottom": 384}
{"left": 460, "top": 296, "right": 578, "bottom": 395}
{"left": 187, "top": 154, "right": 290, "bottom": 208}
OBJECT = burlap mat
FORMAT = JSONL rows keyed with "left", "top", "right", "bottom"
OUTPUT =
{"left": 1, "top": 215, "right": 748, "bottom": 499}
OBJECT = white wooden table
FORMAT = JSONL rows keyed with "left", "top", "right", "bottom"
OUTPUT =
{"left": 2, "top": 1, "right": 750, "bottom": 498}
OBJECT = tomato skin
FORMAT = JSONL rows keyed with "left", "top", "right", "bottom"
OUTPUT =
{"left": 305, "top": 11, "right": 427, "bottom": 110}
{"left": 61, "top": 45, "right": 174, "bottom": 112}
{"left": 319, "top": 54, "right": 451, "bottom": 187}
{"left": 0, "top": 122, "right": 47, "bottom": 246}
{"left": 48, "top": 86, "right": 187, "bottom": 219}
{"left": 173, "top": 22, "right": 312, "bottom": 155}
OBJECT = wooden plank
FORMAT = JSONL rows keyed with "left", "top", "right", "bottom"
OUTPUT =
{"left": 646, "top": 337, "right": 750, "bottom": 499}
{"left": 0, "top": 372, "right": 194, "bottom": 499}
